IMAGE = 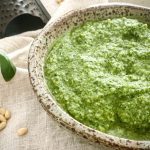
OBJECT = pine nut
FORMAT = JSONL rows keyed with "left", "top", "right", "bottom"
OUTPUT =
{"left": 0, "top": 122, "right": 6, "bottom": 131}
{"left": 5, "top": 110, "right": 11, "bottom": 120}
{"left": 56, "top": 0, "right": 63, "bottom": 4}
{"left": 17, "top": 128, "right": 28, "bottom": 136}
{"left": 0, "top": 114, "right": 6, "bottom": 122}
{"left": 0, "top": 108, "right": 6, "bottom": 115}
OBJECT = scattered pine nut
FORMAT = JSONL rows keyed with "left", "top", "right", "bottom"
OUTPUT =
{"left": 17, "top": 128, "right": 28, "bottom": 136}
{"left": 0, "top": 114, "right": 6, "bottom": 122}
{"left": 56, "top": 0, "right": 64, "bottom": 4}
{"left": 0, "top": 108, "right": 6, "bottom": 116}
{"left": 4, "top": 110, "right": 11, "bottom": 120}
{"left": 0, "top": 108, "right": 11, "bottom": 132}
{"left": 0, "top": 122, "right": 6, "bottom": 131}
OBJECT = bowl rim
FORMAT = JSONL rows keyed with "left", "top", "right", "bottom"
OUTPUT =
{"left": 28, "top": 3, "right": 150, "bottom": 150}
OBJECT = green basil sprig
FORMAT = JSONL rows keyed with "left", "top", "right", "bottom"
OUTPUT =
{"left": 0, "top": 50, "right": 16, "bottom": 81}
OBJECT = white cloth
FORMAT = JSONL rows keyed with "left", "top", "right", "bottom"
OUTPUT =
{"left": 0, "top": 0, "right": 150, "bottom": 150}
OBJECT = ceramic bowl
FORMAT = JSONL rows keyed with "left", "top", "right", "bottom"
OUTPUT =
{"left": 28, "top": 3, "right": 150, "bottom": 150}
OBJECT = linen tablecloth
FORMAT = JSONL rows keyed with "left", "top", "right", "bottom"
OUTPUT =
{"left": 0, "top": 0, "right": 150, "bottom": 150}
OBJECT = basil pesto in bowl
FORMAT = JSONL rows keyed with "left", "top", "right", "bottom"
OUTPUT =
{"left": 29, "top": 3, "right": 150, "bottom": 150}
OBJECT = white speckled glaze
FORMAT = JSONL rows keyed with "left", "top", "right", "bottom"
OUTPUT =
{"left": 28, "top": 3, "right": 150, "bottom": 150}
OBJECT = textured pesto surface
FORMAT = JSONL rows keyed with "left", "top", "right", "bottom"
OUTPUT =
{"left": 44, "top": 18, "right": 150, "bottom": 140}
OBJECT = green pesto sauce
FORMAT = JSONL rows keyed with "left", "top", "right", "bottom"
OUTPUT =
{"left": 44, "top": 18, "right": 150, "bottom": 140}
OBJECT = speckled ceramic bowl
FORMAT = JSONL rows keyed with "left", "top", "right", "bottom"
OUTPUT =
{"left": 28, "top": 3, "right": 150, "bottom": 150}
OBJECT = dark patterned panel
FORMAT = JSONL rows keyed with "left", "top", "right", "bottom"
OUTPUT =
{"left": 0, "top": 0, "right": 50, "bottom": 37}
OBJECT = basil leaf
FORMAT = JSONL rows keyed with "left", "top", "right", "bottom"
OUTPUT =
{"left": 0, "top": 50, "right": 16, "bottom": 81}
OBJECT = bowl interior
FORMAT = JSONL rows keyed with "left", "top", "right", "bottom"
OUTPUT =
{"left": 28, "top": 3, "right": 150, "bottom": 149}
